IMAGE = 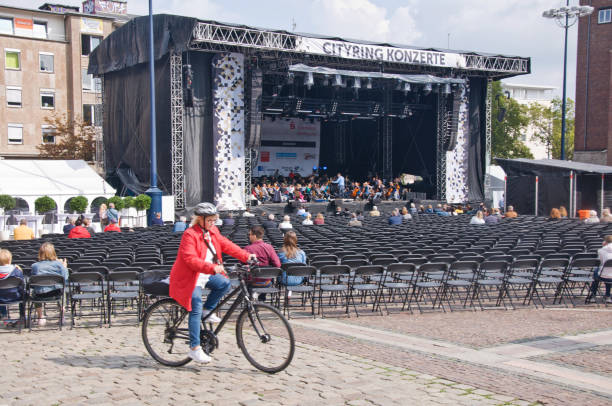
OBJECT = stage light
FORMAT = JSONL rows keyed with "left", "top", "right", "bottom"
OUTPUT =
{"left": 366, "top": 78, "right": 373, "bottom": 89}
{"left": 353, "top": 77, "right": 361, "bottom": 90}
{"left": 334, "top": 74, "right": 343, "bottom": 87}
{"left": 305, "top": 72, "right": 314, "bottom": 89}
{"left": 313, "top": 166, "right": 317, "bottom": 171}
{"left": 323, "top": 166, "right": 327, "bottom": 170}
{"left": 442, "top": 83, "right": 451, "bottom": 95}
{"left": 423, "top": 83, "right": 432, "bottom": 95}
{"left": 403, "top": 82, "right": 411, "bottom": 95}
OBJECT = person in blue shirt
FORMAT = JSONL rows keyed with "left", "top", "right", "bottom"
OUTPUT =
{"left": 0, "top": 249, "right": 25, "bottom": 324}
{"left": 173, "top": 216, "right": 188, "bottom": 232}
{"left": 31, "top": 242, "right": 69, "bottom": 326}
{"left": 278, "top": 231, "right": 307, "bottom": 287}
{"left": 331, "top": 173, "right": 345, "bottom": 198}
{"left": 151, "top": 212, "right": 164, "bottom": 226}
{"left": 107, "top": 202, "right": 119, "bottom": 224}
{"left": 388, "top": 208, "right": 403, "bottom": 225}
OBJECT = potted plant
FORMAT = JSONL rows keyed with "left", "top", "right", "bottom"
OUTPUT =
{"left": 107, "top": 196, "right": 125, "bottom": 211}
{"left": 0, "top": 194, "right": 15, "bottom": 239}
{"left": 35, "top": 196, "right": 57, "bottom": 214}
{"left": 134, "top": 194, "right": 152, "bottom": 227}
{"left": 69, "top": 196, "right": 89, "bottom": 214}
{"left": 122, "top": 196, "right": 135, "bottom": 226}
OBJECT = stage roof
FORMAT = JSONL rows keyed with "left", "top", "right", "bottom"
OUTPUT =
{"left": 89, "top": 14, "right": 530, "bottom": 79}
{"left": 496, "top": 158, "right": 612, "bottom": 176}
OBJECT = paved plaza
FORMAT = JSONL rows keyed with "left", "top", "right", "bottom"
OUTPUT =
{"left": 1, "top": 307, "right": 611, "bottom": 406}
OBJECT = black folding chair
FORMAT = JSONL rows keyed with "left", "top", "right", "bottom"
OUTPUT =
{"left": 68, "top": 272, "right": 106, "bottom": 327}
{"left": 0, "top": 276, "right": 26, "bottom": 333}
{"left": 27, "top": 274, "right": 65, "bottom": 330}
{"left": 107, "top": 271, "right": 141, "bottom": 326}
{"left": 317, "top": 265, "right": 351, "bottom": 317}
{"left": 348, "top": 265, "right": 385, "bottom": 316}
{"left": 281, "top": 265, "right": 316, "bottom": 319}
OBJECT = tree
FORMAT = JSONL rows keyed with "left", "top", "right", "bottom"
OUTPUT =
{"left": 35, "top": 196, "right": 57, "bottom": 214}
{"left": 107, "top": 196, "right": 125, "bottom": 210}
{"left": 527, "top": 98, "right": 575, "bottom": 160}
{"left": 491, "top": 81, "right": 533, "bottom": 160}
{"left": 37, "top": 112, "right": 96, "bottom": 161}
{"left": 69, "top": 196, "right": 89, "bottom": 213}
{"left": 0, "top": 195, "right": 16, "bottom": 211}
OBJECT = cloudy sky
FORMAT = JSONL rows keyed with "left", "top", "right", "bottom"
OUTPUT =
{"left": 12, "top": 0, "right": 583, "bottom": 98}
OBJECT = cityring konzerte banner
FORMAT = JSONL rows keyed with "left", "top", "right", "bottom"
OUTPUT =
{"left": 254, "top": 118, "right": 320, "bottom": 178}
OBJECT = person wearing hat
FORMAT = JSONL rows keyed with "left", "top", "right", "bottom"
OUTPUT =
{"left": 169, "top": 202, "right": 257, "bottom": 364}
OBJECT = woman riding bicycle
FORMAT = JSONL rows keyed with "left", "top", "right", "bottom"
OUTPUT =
{"left": 169, "top": 202, "right": 256, "bottom": 364}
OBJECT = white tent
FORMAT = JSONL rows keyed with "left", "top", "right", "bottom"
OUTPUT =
{"left": 0, "top": 159, "right": 115, "bottom": 214}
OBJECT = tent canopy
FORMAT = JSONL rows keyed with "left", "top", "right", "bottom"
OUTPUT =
{"left": 496, "top": 158, "right": 612, "bottom": 176}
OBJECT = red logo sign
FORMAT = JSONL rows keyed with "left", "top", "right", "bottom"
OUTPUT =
{"left": 260, "top": 151, "right": 270, "bottom": 162}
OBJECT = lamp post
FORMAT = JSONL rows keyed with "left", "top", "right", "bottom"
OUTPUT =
{"left": 542, "top": 2, "right": 593, "bottom": 160}
{"left": 145, "top": 0, "right": 162, "bottom": 225}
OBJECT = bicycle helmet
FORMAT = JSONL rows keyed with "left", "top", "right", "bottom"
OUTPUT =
{"left": 194, "top": 202, "right": 217, "bottom": 217}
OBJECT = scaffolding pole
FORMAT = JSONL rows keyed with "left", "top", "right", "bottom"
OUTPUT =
{"left": 382, "top": 86, "right": 393, "bottom": 181}
{"left": 170, "top": 52, "right": 185, "bottom": 210}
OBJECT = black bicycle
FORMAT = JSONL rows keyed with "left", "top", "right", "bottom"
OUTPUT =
{"left": 141, "top": 263, "right": 295, "bottom": 373}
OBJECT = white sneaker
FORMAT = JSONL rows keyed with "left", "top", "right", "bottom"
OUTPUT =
{"left": 202, "top": 310, "right": 221, "bottom": 323}
{"left": 188, "top": 347, "right": 211, "bottom": 363}
{"left": 287, "top": 290, "right": 293, "bottom": 298}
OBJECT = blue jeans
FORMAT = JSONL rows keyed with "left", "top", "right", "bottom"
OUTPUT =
{"left": 590, "top": 269, "right": 612, "bottom": 297}
{"left": 188, "top": 275, "right": 231, "bottom": 348}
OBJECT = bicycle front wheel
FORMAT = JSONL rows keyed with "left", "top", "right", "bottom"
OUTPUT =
{"left": 236, "top": 303, "right": 295, "bottom": 373}
{"left": 142, "top": 298, "right": 192, "bottom": 367}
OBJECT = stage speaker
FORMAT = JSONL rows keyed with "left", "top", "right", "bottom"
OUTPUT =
{"left": 284, "top": 200, "right": 297, "bottom": 214}
{"left": 246, "top": 68, "right": 263, "bottom": 149}
{"left": 443, "top": 96, "right": 461, "bottom": 151}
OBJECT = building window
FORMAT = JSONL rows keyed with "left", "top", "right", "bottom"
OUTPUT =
{"left": 0, "top": 18, "right": 13, "bottom": 35}
{"left": 82, "top": 68, "right": 101, "bottom": 92}
{"left": 41, "top": 90, "right": 55, "bottom": 109}
{"left": 6, "top": 86, "right": 22, "bottom": 108}
{"left": 83, "top": 104, "right": 94, "bottom": 125}
{"left": 81, "top": 34, "right": 102, "bottom": 56}
{"left": 599, "top": 8, "right": 612, "bottom": 24}
{"left": 33, "top": 21, "right": 47, "bottom": 39}
{"left": 42, "top": 126, "right": 56, "bottom": 144}
{"left": 39, "top": 53, "right": 54, "bottom": 72}
{"left": 5, "top": 49, "right": 20, "bottom": 70}
{"left": 7, "top": 124, "right": 23, "bottom": 144}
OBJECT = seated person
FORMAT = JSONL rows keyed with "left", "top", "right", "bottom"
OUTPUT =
{"left": 173, "top": 216, "right": 188, "bottom": 232}
{"left": 104, "top": 218, "right": 122, "bottom": 232}
{"left": 484, "top": 209, "right": 500, "bottom": 224}
{"left": 68, "top": 219, "right": 91, "bottom": 238}
{"left": 356, "top": 211, "right": 365, "bottom": 221}
{"left": 589, "top": 235, "right": 612, "bottom": 303}
{"left": 222, "top": 212, "right": 235, "bottom": 226}
{"left": 585, "top": 210, "right": 600, "bottom": 224}
{"left": 388, "top": 208, "right": 403, "bottom": 225}
{"left": 408, "top": 202, "right": 418, "bottom": 215}
{"left": 504, "top": 205, "right": 518, "bottom": 218}
{"left": 63, "top": 217, "right": 75, "bottom": 234}
{"left": 244, "top": 226, "right": 281, "bottom": 301}
{"left": 242, "top": 208, "right": 255, "bottom": 217}
{"left": 278, "top": 231, "right": 307, "bottom": 288}
{"left": 296, "top": 206, "right": 306, "bottom": 217}
{"left": 370, "top": 206, "right": 380, "bottom": 217}
{"left": 470, "top": 211, "right": 485, "bottom": 224}
{"left": 348, "top": 213, "right": 362, "bottom": 227}
{"left": 0, "top": 249, "right": 25, "bottom": 324}
{"left": 31, "top": 243, "right": 69, "bottom": 326}
{"left": 302, "top": 214, "right": 313, "bottom": 225}
{"left": 151, "top": 212, "right": 165, "bottom": 226}
{"left": 261, "top": 214, "right": 277, "bottom": 229}
{"left": 401, "top": 207, "right": 412, "bottom": 220}
{"left": 425, "top": 205, "right": 434, "bottom": 214}
{"left": 278, "top": 215, "right": 293, "bottom": 232}
{"left": 83, "top": 218, "right": 96, "bottom": 236}
{"left": 313, "top": 212, "right": 325, "bottom": 225}
{"left": 13, "top": 219, "right": 35, "bottom": 240}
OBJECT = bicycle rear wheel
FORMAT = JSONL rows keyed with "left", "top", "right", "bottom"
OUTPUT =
{"left": 236, "top": 303, "right": 295, "bottom": 373}
{"left": 142, "top": 298, "right": 192, "bottom": 367}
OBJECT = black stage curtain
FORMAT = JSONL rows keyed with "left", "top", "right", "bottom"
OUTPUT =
{"left": 466, "top": 78, "right": 486, "bottom": 202}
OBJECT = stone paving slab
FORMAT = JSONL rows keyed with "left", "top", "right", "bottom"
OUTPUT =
{"left": 0, "top": 326, "right": 532, "bottom": 406}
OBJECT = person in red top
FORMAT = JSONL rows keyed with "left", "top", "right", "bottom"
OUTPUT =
{"left": 68, "top": 219, "right": 91, "bottom": 239}
{"left": 169, "top": 202, "right": 256, "bottom": 364}
{"left": 244, "top": 225, "right": 280, "bottom": 301}
{"left": 104, "top": 219, "right": 122, "bottom": 232}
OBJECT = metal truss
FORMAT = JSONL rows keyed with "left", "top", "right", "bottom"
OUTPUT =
{"left": 382, "top": 86, "right": 393, "bottom": 181}
{"left": 436, "top": 93, "right": 448, "bottom": 201}
{"left": 484, "top": 79, "right": 493, "bottom": 202}
{"left": 244, "top": 148, "right": 257, "bottom": 207}
{"left": 190, "top": 22, "right": 529, "bottom": 78}
{"left": 94, "top": 76, "right": 105, "bottom": 174}
{"left": 170, "top": 52, "right": 185, "bottom": 210}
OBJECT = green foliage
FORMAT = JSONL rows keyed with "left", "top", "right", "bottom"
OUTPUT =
{"left": 35, "top": 196, "right": 57, "bottom": 213}
{"left": 526, "top": 98, "right": 574, "bottom": 160}
{"left": 123, "top": 196, "right": 135, "bottom": 208}
{"left": 107, "top": 196, "right": 125, "bottom": 210}
{"left": 69, "top": 196, "right": 89, "bottom": 213}
{"left": 0, "top": 195, "right": 16, "bottom": 211}
{"left": 134, "top": 194, "right": 152, "bottom": 211}
{"left": 491, "top": 81, "right": 533, "bottom": 161}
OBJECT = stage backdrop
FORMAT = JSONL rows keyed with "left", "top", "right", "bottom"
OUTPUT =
{"left": 254, "top": 118, "right": 321, "bottom": 177}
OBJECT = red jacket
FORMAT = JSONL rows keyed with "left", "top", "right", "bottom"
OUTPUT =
{"left": 169, "top": 223, "right": 249, "bottom": 311}
{"left": 68, "top": 226, "right": 91, "bottom": 239}
{"left": 104, "top": 223, "right": 122, "bottom": 232}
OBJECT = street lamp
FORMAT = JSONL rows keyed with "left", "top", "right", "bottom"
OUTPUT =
{"left": 542, "top": 2, "right": 593, "bottom": 160}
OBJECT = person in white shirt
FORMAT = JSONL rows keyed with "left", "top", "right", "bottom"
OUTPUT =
{"left": 470, "top": 211, "right": 485, "bottom": 225}
{"left": 302, "top": 214, "right": 313, "bottom": 225}
{"left": 279, "top": 215, "right": 293, "bottom": 232}
{"left": 589, "top": 235, "right": 612, "bottom": 303}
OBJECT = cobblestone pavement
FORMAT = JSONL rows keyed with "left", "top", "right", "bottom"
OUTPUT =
{"left": 0, "top": 307, "right": 610, "bottom": 405}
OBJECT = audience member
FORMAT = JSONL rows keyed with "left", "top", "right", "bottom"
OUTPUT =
{"left": 99, "top": 203, "right": 108, "bottom": 227}
{"left": 68, "top": 219, "right": 91, "bottom": 238}
{"left": 104, "top": 218, "right": 122, "bottom": 232}
{"left": 83, "top": 218, "right": 96, "bottom": 237}
{"left": 313, "top": 212, "right": 325, "bottom": 225}
{"left": 63, "top": 217, "right": 75, "bottom": 234}
{"left": 107, "top": 202, "right": 119, "bottom": 224}
{"left": 0, "top": 249, "right": 25, "bottom": 324}
{"left": 31, "top": 243, "right": 68, "bottom": 326}
{"left": 601, "top": 208, "right": 612, "bottom": 223}
{"left": 549, "top": 208, "right": 562, "bottom": 221}
{"left": 296, "top": 206, "right": 306, "bottom": 217}
{"left": 484, "top": 209, "right": 500, "bottom": 224}
{"left": 401, "top": 207, "right": 412, "bottom": 221}
{"left": 222, "top": 212, "right": 235, "bottom": 226}
{"left": 302, "top": 214, "right": 313, "bottom": 225}
{"left": 559, "top": 206, "right": 568, "bottom": 218}
{"left": 589, "top": 235, "right": 612, "bottom": 303}
{"left": 261, "top": 214, "right": 277, "bottom": 229}
{"left": 242, "top": 207, "right": 255, "bottom": 217}
{"left": 244, "top": 226, "right": 281, "bottom": 300}
{"left": 408, "top": 202, "right": 417, "bottom": 215}
{"left": 13, "top": 219, "right": 34, "bottom": 240}
{"left": 505, "top": 205, "right": 518, "bottom": 218}
{"left": 279, "top": 215, "right": 293, "bottom": 232}
{"left": 584, "top": 210, "right": 600, "bottom": 224}
{"left": 356, "top": 211, "right": 365, "bottom": 221}
{"left": 470, "top": 210, "right": 485, "bottom": 225}
{"left": 278, "top": 230, "right": 307, "bottom": 288}
{"left": 348, "top": 213, "right": 362, "bottom": 227}
{"left": 388, "top": 208, "right": 402, "bottom": 225}
{"left": 152, "top": 212, "right": 164, "bottom": 226}
{"left": 370, "top": 206, "right": 380, "bottom": 217}
{"left": 173, "top": 216, "right": 188, "bottom": 232}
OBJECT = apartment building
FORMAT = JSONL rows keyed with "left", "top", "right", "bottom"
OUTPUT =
{"left": 0, "top": 1, "right": 129, "bottom": 159}
{"left": 574, "top": 0, "right": 612, "bottom": 165}
{"left": 501, "top": 82, "right": 557, "bottom": 160}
